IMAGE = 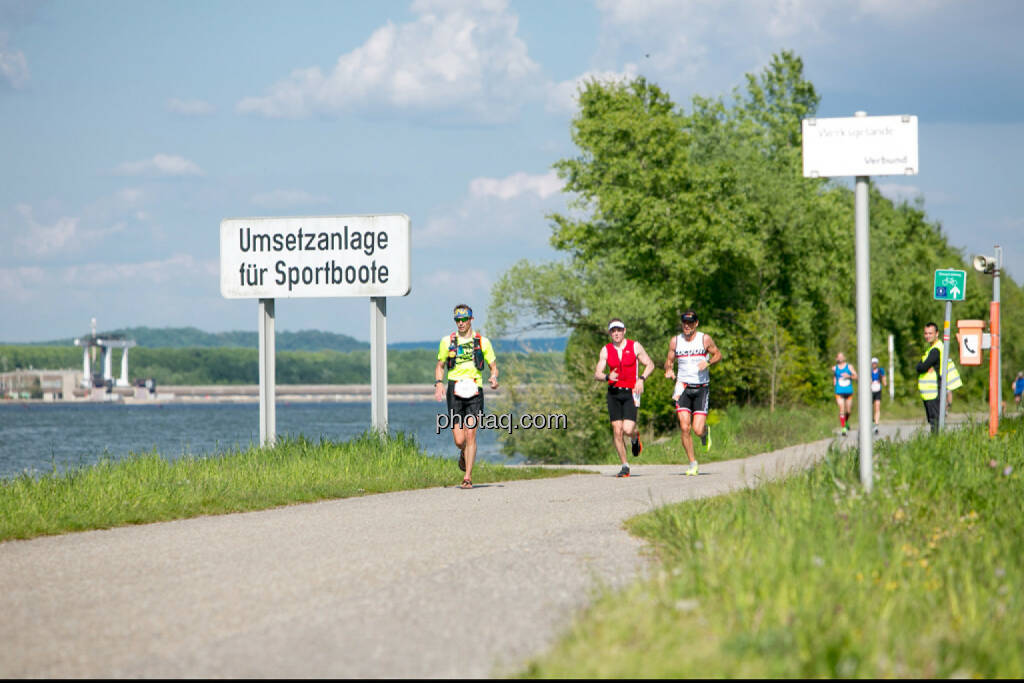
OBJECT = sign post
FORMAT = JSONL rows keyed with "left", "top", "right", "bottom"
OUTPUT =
{"left": 802, "top": 112, "right": 918, "bottom": 493}
{"left": 221, "top": 214, "right": 411, "bottom": 446}
{"left": 933, "top": 268, "right": 966, "bottom": 431}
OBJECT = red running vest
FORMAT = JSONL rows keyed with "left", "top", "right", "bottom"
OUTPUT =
{"left": 605, "top": 339, "right": 638, "bottom": 389}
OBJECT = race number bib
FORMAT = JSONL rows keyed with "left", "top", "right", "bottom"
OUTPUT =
{"left": 838, "top": 376, "right": 851, "bottom": 387}
{"left": 871, "top": 380, "right": 881, "bottom": 392}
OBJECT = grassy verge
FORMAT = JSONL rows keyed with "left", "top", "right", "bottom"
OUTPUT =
{"left": 636, "top": 403, "right": 842, "bottom": 465}
{"left": 521, "top": 415, "right": 1024, "bottom": 678}
{"left": 0, "top": 432, "right": 581, "bottom": 542}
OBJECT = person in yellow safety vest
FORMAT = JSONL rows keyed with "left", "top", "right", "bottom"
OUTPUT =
{"left": 916, "top": 321, "right": 962, "bottom": 433}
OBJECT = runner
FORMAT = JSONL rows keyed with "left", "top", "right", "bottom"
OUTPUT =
{"left": 663, "top": 309, "right": 721, "bottom": 476}
{"left": 870, "top": 357, "right": 887, "bottom": 435}
{"left": 434, "top": 304, "right": 498, "bottom": 489}
{"left": 1014, "top": 372, "right": 1024, "bottom": 412}
{"left": 831, "top": 352, "right": 857, "bottom": 436}
{"left": 593, "top": 318, "right": 655, "bottom": 478}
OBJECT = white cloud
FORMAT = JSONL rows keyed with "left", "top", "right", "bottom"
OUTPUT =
{"left": 167, "top": 98, "right": 214, "bottom": 115}
{"left": 423, "top": 267, "right": 491, "bottom": 293}
{"left": 250, "top": 189, "right": 329, "bottom": 209}
{"left": 15, "top": 204, "right": 80, "bottom": 255}
{"left": 237, "top": 0, "right": 540, "bottom": 122}
{"left": 545, "top": 66, "right": 640, "bottom": 115}
{"left": 115, "top": 154, "right": 203, "bottom": 177}
{"left": 469, "top": 170, "right": 563, "bottom": 201}
{"left": 0, "top": 32, "right": 29, "bottom": 89}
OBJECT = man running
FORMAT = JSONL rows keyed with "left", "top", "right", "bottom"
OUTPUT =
{"left": 663, "top": 309, "right": 721, "bottom": 476}
{"left": 1014, "top": 372, "right": 1024, "bottom": 411}
{"left": 594, "top": 318, "right": 655, "bottom": 478}
{"left": 434, "top": 304, "right": 498, "bottom": 489}
{"left": 870, "top": 357, "right": 887, "bottom": 434}
{"left": 831, "top": 352, "right": 857, "bottom": 436}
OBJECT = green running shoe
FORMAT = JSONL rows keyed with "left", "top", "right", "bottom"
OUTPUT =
{"left": 700, "top": 425, "right": 711, "bottom": 451}
{"left": 685, "top": 461, "right": 699, "bottom": 476}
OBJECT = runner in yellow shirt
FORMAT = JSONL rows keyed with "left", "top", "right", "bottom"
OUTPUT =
{"left": 434, "top": 304, "right": 498, "bottom": 489}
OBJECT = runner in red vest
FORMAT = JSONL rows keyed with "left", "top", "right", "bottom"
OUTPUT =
{"left": 593, "top": 318, "right": 655, "bottom": 477}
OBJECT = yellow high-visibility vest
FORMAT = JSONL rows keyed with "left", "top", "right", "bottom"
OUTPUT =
{"left": 918, "top": 340, "right": 962, "bottom": 399}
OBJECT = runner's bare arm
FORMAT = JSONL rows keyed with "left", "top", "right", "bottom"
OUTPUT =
{"left": 434, "top": 358, "right": 446, "bottom": 401}
{"left": 700, "top": 334, "right": 722, "bottom": 370}
{"left": 849, "top": 366, "right": 858, "bottom": 380}
{"left": 594, "top": 346, "right": 609, "bottom": 381}
{"left": 488, "top": 359, "right": 499, "bottom": 389}
{"left": 664, "top": 337, "right": 676, "bottom": 378}
{"left": 633, "top": 342, "right": 655, "bottom": 390}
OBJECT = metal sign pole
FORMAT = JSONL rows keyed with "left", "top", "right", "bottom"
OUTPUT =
{"left": 854, "top": 155, "right": 873, "bottom": 492}
{"left": 258, "top": 297, "right": 276, "bottom": 447}
{"left": 938, "top": 300, "right": 952, "bottom": 432}
{"left": 370, "top": 296, "right": 388, "bottom": 434}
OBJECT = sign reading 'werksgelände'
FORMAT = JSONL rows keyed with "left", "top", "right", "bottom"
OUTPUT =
{"left": 802, "top": 115, "right": 918, "bottom": 178}
{"left": 220, "top": 214, "right": 411, "bottom": 299}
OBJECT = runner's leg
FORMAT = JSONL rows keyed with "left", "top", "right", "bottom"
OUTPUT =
{"left": 677, "top": 410, "right": 695, "bottom": 464}
{"left": 610, "top": 420, "right": 628, "bottom": 465}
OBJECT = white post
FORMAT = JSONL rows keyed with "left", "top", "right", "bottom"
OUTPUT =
{"left": 938, "top": 300, "right": 952, "bottom": 431}
{"left": 258, "top": 298, "right": 276, "bottom": 447}
{"left": 119, "top": 347, "right": 130, "bottom": 387}
{"left": 102, "top": 346, "right": 112, "bottom": 383}
{"left": 82, "top": 347, "right": 91, "bottom": 387}
{"left": 370, "top": 296, "right": 388, "bottom": 434}
{"left": 854, "top": 113, "right": 873, "bottom": 492}
{"left": 887, "top": 333, "right": 895, "bottom": 401}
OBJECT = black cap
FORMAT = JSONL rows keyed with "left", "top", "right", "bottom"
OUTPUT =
{"left": 681, "top": 310, "right": 698, "bottom": 323}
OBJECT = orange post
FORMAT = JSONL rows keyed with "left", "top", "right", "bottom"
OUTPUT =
{"left": 989, "top": 301, "right": 1000, "bottom": 437}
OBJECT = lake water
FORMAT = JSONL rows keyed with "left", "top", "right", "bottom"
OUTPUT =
{"left": 0, "top": 401, "right": 518, "bottom": 480}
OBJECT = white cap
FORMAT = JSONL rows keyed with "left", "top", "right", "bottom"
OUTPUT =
{"left": 608, "top": 320, "right": 625, "bottom": 331}
{"left": 871, "top": 357, "right": 879, "bottom": 364}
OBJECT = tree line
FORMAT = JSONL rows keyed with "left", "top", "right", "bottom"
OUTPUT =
{"left": 488, "top": 51, "right": 1023, "bottom": 462}
{"left": 0, "top": 346, "right": 563, "bottom": 386}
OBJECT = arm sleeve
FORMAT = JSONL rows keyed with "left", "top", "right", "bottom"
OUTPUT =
{"left": 915, "top": 348, "right": 940, "bottom": 375}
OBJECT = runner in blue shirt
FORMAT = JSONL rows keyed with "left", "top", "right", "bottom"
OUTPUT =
{"left": 831, "top": 352, "right": 857, "bottom": 436}
{"left": 1014, "top": 371, "right": 1024, "bottom": 412}
{"left": 870, "top": 357, "right": 888, "bottom": 434}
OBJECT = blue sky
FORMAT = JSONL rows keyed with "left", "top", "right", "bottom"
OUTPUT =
{"left": 2, "top": 0, "right": 1021, "bottom": 344}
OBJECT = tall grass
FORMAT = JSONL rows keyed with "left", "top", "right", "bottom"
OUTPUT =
{"left": 522, "top": 415, "right": 1024, "bottom": 678}
{"left": 0, "top": 432, "right": 576, "bottom": 541}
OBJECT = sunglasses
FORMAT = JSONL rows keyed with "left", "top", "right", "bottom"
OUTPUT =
{"left": 454, "top": 317, "right": 471, "bottom": 323}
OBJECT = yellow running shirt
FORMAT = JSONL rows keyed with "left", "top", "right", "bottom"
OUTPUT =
{"left": 437, "top": 333, "right": 496, "bottom": 387}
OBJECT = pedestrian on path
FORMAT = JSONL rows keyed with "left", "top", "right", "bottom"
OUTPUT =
{"left": 594, "top": 318, "right": 655, "bottom": 478}
{"left": 434, "top": 304, "right": 498, "bottom": 489}
{"left": 870, "top": 357, "right": 887, "bottom": 434}
{"left": 831, "top": 352, "right": 857, "bottom": 436}
{"left": 663, "top": 309, "right": 721, "bottom": 476}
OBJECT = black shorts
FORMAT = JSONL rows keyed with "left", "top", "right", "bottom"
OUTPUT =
{"left": 445, "top": 381, "right": 484, "bottom": 427}
{"left": 676, "top": 384, "right": 709, "bottom": 415}
{"left": 872, "top": 391, "right": 882, "bottom": 402}
{"left": 606, "top": 387, "right": 638, "bottom": 423}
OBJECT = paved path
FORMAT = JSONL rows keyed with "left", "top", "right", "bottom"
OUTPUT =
{"left": 0, "top": 422, "right": 924, "bottom": 678}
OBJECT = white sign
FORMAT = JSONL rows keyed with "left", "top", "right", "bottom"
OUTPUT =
{"left": 220, "top": 214, "right": 411, "bottom": 299}
{"left": 802, "top": 115, "right": 918, "bottom": 178}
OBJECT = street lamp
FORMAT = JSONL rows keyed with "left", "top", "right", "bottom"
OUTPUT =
{"left": 972, "top": 245, "right": 1002, "bottom": 434}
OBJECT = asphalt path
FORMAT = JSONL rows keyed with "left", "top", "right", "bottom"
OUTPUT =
{"left": 1, "top": 421, "right": 926, "bottom": 678}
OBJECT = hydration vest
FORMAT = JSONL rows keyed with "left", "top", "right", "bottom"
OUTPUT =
{"left": 447, "top": 332, "right": 485, "bottom": 371}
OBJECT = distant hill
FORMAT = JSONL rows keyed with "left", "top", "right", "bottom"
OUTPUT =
{"left": 10, "top": 327, "right": 566, "bottom": 354}
{"left": 21, "top": 326, "right": 369, "bottom": 352}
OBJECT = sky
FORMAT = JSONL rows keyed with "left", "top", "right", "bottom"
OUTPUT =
{"left": 2, "top": 0, "right": 1022, "bottom": 344}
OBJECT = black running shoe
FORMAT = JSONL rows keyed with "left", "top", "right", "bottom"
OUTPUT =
{"left": 458, "top": 451, "right": 466, "bottom": 472}
{"left": 616, "top": 465, "right": 630, "bottom": 477}
{"left": 631, "top": 437, "right": 643, "bottom": 458}
{"left": 700, "top": 425, "right": 711, "bottom": 451}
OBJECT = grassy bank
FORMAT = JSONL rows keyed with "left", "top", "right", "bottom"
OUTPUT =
{"left": 0, "top": 433, "right": 579, "bottom": 542}
{"left": 522, "top": 415, "right": 1024, "bottom": 678}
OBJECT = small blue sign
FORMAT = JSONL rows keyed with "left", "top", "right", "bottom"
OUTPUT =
{"left": 935, "top": 286, "right": 947, "bottom": 298}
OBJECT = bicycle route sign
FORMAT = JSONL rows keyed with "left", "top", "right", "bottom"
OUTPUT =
{"left": 933, "top": 269, "right": 966, "bottom": 301}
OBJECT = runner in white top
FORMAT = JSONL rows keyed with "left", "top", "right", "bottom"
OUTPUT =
{"left": 663, "top": 309, "right": 721, "bottom": 476}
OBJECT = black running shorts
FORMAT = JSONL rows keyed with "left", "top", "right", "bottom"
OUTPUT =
{"left": 676, "top": 383, "right": 710, "bottom": 415}
{"left": 872, "top": 391, "right": 882, "bottom": 402}
{"left": 606, "top": 386, "right": 638, "bottom": 423}
{"left": 446, "top": 381, "right": 484, "bottom": 427}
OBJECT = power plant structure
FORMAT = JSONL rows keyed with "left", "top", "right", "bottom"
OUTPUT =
{"left": 73, "top": 317, "right": 137, "bottom": 389}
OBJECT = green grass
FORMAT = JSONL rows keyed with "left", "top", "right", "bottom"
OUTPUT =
{"left": 636, "top": 404, "right": 841, "bottom": 465}
{"left": 0, "top": 432, "right": 581, "bottom": 542}
{"left": 521, "top": 414, "right": 1024, "bottom": 678}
